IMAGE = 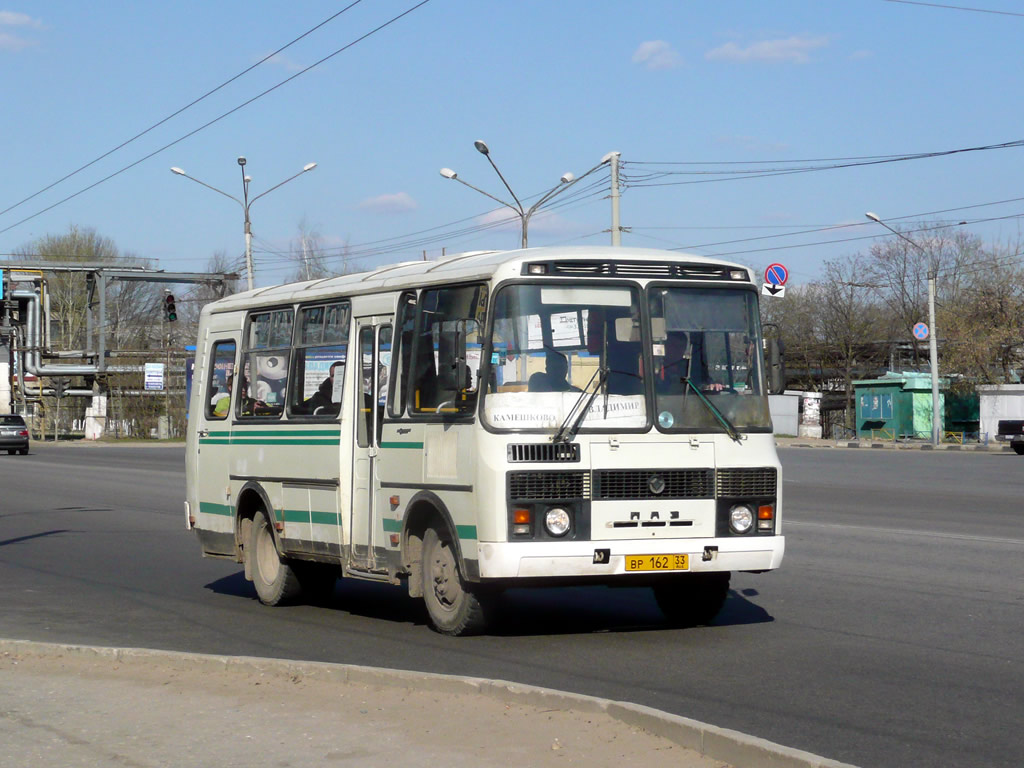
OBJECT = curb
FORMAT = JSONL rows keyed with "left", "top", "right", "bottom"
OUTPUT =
{"left": 0, "top": 639, "right": 857, "bottom": 768}
{"left": 777, "top": 439, "right": 1011, "bottom": 452}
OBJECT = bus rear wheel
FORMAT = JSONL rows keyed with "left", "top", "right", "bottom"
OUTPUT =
{"left": 249, "top": 510, "right": 302, "bottom": 606}
{"left": 653, "top": 571, "right": 731, "bottom": 627}
{"left": 422, "top": 526, "right": 488, "bottom": 636}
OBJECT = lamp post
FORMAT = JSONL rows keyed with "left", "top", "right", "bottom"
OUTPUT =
{"left": 866, "top": 212, "right": 941, "bottom": 446}
{"left": 171, "top": 158, "right": 317, "bottom": 290}
{"left": 441, "top": 140, "right": 608, "bottom": 249}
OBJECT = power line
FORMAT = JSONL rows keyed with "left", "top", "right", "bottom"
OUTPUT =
{"left": 0, "top": 2, "right": 363, "bottom": 223}
{"left": 883, "top": 0, "right": 1024, "bottom": 17}
{"left": 620, "top": 139, "right": 1024, "bottom": 188}
{"left": 0, "top": 0, "right": 434, "bottom": 238}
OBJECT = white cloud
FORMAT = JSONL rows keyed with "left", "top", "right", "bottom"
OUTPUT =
{"left": 632, "top": 40, "right": 683, "bottom": 71}
{"left": 358, "top": 192, "right": 417, "bottom": 215}
{"left": 0, "top": 11, "right": 42, "bottom": 51}
{"left": 0, "top": 11, "right": 41, "bottom": 27}
{"left": 706, "top": 36, "right": 828, "bottom": 64}
{"left": 265, "top": 52, "right": 303, "bottom": 72}
{"left": 849, "top": 49, "right": 874, "bottom": 60}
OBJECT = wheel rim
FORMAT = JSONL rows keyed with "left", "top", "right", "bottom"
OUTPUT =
{"left": 429, "top": 536, "right": 460, "bottom": 613}
{"left": 255, "top": 520, "right": 280, "bottom": 584}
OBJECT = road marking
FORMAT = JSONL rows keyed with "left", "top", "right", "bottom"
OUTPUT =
{"left": 785, "top": 519, "right": 1024, "bottom": 546}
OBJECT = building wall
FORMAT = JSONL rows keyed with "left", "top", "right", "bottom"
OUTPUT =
{"left": 977, "top": 385, "right": 1024, "bottom": 440}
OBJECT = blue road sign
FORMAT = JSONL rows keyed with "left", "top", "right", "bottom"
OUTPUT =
{"left": 765, "top": 263, "right": 788, "bottom": 287}
{"left": 913, "top": 322, "right": 929, "bottom": 340}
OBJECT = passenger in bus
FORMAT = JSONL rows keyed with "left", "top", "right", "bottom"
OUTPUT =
{"left": 211, "top": 374, "right": 233, "bottom": 417}
{"left": 303, "top": 361, "right": 343, "bottom": 415}
{"left": 657, "top": 332, "right": 723, "bottom": 394}
{"left": 528, "top": 350, "right": 580, "bottom": 393}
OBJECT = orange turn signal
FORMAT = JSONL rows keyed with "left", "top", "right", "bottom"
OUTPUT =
{"left": 513, "top": 509, "right": 531, "bottom": 524}
{"left": 758, "top": 505, "right": 774, "bottom": 520}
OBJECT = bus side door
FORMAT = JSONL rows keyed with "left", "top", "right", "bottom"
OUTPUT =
{"left": 193, "top": 332, "right": 239, "bottom": 552}
{"left": 350, "top": 318, "right": 391, "bottom": 568}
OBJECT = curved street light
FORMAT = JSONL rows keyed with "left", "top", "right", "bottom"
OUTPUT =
{"left": 865, "top": 211, "right": 941, "bottom": 446}
{"left": 440, "top": 140, "right": 609, "bottom": 249}
{"left": 171, "top": 159, "right": 317, "bottom": 290}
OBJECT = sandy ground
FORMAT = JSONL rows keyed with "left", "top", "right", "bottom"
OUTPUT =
{"left": 0, "top": 648, "right": 730, "bottom": 768}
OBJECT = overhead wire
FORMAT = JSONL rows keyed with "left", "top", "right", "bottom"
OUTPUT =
{"left": 0, "top": 0, "right": 435, "bottom": 238}
{"left": 0, "top": 2, "right": 364, "bottom": 222}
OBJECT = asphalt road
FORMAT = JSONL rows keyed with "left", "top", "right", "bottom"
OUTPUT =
{"left": 1, "top": 442, "right": 1021, "bottom": 768}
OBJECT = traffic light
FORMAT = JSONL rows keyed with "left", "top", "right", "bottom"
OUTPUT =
{"left": 165, "top": 293, "right": 178, "bottom": 322}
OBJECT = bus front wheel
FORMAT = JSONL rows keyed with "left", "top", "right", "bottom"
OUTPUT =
{"left": 249, "top": 510, "right": 302, "bottom": 606}
{"left": 653, "top": 571, "right": 730, "bottom": 627}
{"left": 422, "top": 526, "right": 488, "bottom": 636}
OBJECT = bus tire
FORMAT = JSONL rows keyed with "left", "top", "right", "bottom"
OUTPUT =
{"left": 1012, "top": 441, "right": 1024, "bottom": 455}
{"left": 653, "top": 571, "right": 730, "bottom": 627}
{"left": 422, "top": 526, "right": 487, "bottom": 636}
{"left": 249, "top": 510, "right": 302, "bottom": 606}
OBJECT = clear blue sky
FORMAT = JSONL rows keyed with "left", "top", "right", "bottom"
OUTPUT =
{"left": 2, "top": 0, "right": 1023, "bottom": 287}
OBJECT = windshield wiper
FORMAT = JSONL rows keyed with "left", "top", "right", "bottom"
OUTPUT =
{"left": 552, "top": 366, "right": 608, "bottom": 444}
{"left": 683, "top": 378, "right": 743, "bottom": 443}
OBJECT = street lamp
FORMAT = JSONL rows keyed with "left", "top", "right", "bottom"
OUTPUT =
{"left": 440, "top": 140, "right": 599, "bottom": 249}
{"left": 171, "top": 158, "right": 317, "bottom": 290}
{"left": 866, "top": 211, "right": 941, "bottom": 446}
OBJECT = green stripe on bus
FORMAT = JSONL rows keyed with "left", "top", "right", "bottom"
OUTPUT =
{"left": 380, "top": 519, "right": 475, "bottom": 540}
{"left": 229, "top": 430, "right": 342, "bottom": 437}
{"left": 311, "top": 511, "right": 341, "bottom": 527}
{"left": 380, "top": 441, "right": 424, "bottom": 449}
{"left": 199, "top": 502, "right": 232, "bottom": 516}
{"left": 227, "top": 439, "right": 339, "bottom": 446}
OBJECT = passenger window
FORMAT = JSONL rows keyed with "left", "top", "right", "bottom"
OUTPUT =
{"left": 288, "top": 302, "right": 350, "bottom": 418}
{"left": 240, "top": 309, "right": 293, "bottom": 418}
{"left": 388, "top": 293, "right": 416, "bottom": 417}
{"left": 357, "top": 326, "right": 374, "bottom": 448}
{"left": 410, "top": 285, "right": 486, "bottom": 416}
{"left": 205, "top": 341, "right": 237, "bottom": 420}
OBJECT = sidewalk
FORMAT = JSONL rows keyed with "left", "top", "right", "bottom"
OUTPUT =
{"left": 0, "top": 640, "right": 856, "bottom": 768}
{"left": 775, "top": 435, "right": 1014, "bottom": 452}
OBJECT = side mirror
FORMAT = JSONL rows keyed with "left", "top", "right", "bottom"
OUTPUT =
{"left": 767, "top": 338, "right": 786, "bottom": 395}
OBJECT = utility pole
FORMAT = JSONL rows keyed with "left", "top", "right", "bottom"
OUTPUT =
{"left": 605, "top": 151, "right": 622, "bottom": 245}
{"left": 866, "top": 212, "right": 942, "bottom": 446}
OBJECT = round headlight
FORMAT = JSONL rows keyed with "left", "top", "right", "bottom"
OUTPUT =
{"left": 729, "top": 504, "right": 754, "bottom": 534}
{"left": 544, "top": 507, "right": 571, "bottom": 537}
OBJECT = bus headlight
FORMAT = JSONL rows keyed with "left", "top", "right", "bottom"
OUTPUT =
{"left": 729, "top": 504, "right": 754, "bottom": 534}
{"left": 544, "top": 507, "right": 571, "bottom": 537}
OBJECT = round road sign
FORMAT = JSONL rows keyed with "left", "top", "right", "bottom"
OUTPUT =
{"left": 912, "top": 322, "right": 929, "bottom": 340}
{"left": 765, "top": 263, "right": 788, "bottom": 287}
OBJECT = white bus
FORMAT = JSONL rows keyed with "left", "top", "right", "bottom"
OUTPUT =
{"left": 185, "top": 246, "right": 785, "bottom": 635}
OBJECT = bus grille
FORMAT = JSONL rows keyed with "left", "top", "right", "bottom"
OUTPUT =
{"left": 507, "top": 443, "right": 581, "bottom": 463}
{"left": 593, "top": 469, "right": 714, "bottom": 500}
{"left": 717, "top": 468, "right": 777, "bottom": 497}
{"left": 509, "top": 471, "right": 590, "bottom": 500}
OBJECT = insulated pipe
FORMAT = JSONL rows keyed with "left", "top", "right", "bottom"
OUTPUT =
{"left": 11, "top": 289, "right": 133, "bottom": 375}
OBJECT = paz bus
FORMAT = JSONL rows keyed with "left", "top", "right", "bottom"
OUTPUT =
{"left": 185, "top": 246, "right": 785, "bottom": 635}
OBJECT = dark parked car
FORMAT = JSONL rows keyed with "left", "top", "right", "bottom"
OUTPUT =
{"left": 0, "top": 414, "right": 30, "bottom": 455}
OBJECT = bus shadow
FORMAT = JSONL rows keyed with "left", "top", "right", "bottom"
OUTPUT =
{"left": 205, "top": 574, "right": 773, "bottom": 635}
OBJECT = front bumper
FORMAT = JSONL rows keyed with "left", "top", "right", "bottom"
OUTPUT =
{"left": 475, "top": 535, "right": 785, "bottom": 579}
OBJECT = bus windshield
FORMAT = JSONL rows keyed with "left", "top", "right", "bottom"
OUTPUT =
{"left": 483, "top": 283, "right": 648, "bottom": 432}
{"left": 648, "top": 286, "right": 771, "bottom": 433}
{"left": 482, "top": 282, "right": 772, "bottom": 435}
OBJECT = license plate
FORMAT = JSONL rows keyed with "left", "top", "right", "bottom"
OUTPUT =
{"left": 0, "top": 429, "right": 15, "bottom": 436}
{"left": 625, "top": 554, "right": 689, "bottom": 572}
